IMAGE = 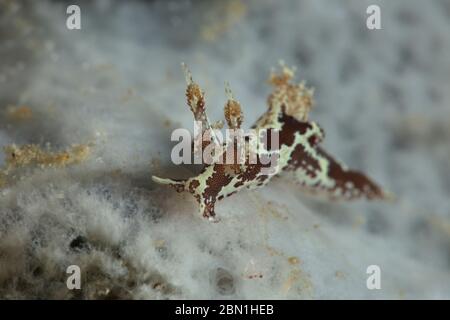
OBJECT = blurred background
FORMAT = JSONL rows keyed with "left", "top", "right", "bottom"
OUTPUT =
{"left": 0, "top": 0, "right": 449, "bottom": 299}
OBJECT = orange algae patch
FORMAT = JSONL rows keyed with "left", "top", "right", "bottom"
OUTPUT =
{"left": 6, "top": 105, "right": 33, "bottom": 121}
{"left": 4, "top": 143, "right": 90, "bottom": 169}
{"left": 0, "top": 143, "right": 91, "bottom": 188}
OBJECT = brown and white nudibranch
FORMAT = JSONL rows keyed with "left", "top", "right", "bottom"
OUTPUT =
{"left": 152, "top": 63, "right": 391, "bottom": 221}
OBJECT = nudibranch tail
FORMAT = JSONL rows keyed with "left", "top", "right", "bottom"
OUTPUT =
{"left": 285, "top": 144, "right": 391, "bottom": 201}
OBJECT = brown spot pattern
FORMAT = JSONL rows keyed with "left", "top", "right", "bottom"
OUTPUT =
{"left": 153, "top": 65, "right": 389, "bottom": 220}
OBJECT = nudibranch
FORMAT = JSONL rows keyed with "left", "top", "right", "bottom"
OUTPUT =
{"left": 152, "top": 63, "right": 390, "bottom": 221}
